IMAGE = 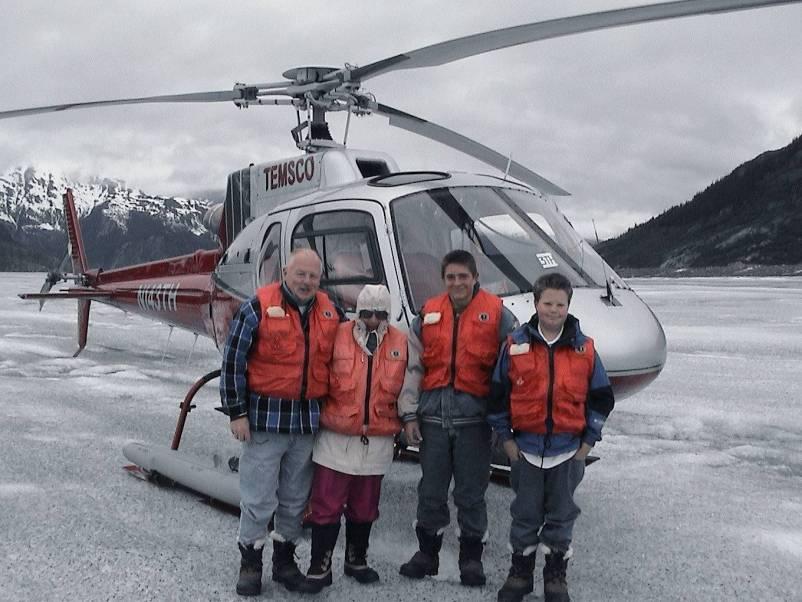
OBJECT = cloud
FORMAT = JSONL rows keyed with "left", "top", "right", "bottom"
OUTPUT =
{"left": 2, "top": 0, "right": 800, "bottom": 236}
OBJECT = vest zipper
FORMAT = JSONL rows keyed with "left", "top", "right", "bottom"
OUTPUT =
{"left": 544, "top": 345, "right": 555, "bottom": 450}
{"left": 362, "top": 351, "right": 373, "bottom": 444}
{"left": 299, "top": 314, "right": 310, "bottom": 402}
{"left": 449, "top": 312, "right": 459, "bottom": 386}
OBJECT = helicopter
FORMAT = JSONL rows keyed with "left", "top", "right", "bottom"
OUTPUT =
{"left": 5, "top": 0, "right": 798, "bottom": 493}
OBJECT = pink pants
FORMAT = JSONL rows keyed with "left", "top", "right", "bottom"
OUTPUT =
{"left": 308, "top": 464, "right": 383, "bottom": 524}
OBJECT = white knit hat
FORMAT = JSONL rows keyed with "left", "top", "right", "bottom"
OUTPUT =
{"left": 356, "top": 284, "right": 391, "bottom": 314}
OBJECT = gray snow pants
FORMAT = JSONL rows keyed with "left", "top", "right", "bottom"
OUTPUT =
{"left": 509, "top": 455, "right": 585, "bottom": 553}
{"left": 237, "top": 431, "right": 314, "bottom": 546}
{"left": 415, "top": 421, "right": 491, "bottom": 539}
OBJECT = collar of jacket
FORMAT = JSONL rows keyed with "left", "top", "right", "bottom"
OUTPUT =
{"left": 519, "top": 313, "right": 584, "bottom": 348}
{"left": 280, "top": 282, "right": 317, "bottom": 316}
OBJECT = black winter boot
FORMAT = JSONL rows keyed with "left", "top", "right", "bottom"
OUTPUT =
{"left": 344, "top": 520, "right": 380, "bottom": 584}
{"left": 543, "top": 549, "right": 571, "bottom": 602}
{"left": 497, "top": 552, "right": 536, "bottom": 602}
{"left": 458, "top": 536, "right": 486, "bottom": 586}
{"left": 271, "top": 538, "right": 304, "bottom": 592}
{"left": 236, "top": 543, "right": 263, "bottom": 596}
{"left": 399, "top": 525, "right": 443, "bottom": 579}
{"left": 297, "top": 522, "right": 341, "bottom": 594}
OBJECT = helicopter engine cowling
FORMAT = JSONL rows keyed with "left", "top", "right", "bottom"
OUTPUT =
{"left": 203, "top": 203, "right": 223, "bottom": 242}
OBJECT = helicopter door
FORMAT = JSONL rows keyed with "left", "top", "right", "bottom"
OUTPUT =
{"left": 286, "top": 202, "right": 405, "bottom": 324}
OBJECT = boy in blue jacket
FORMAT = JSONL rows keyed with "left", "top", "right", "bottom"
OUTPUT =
{"left": 488, "top": 272, "right": 614, "bottom": 602}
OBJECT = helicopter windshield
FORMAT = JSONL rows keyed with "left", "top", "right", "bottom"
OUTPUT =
{"left": 391, "top": 186, "right": 613, "bottom": 310}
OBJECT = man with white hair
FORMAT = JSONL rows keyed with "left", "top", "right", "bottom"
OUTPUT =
{"left": 298, "top": 284, "right": 407, "bottom": 594}
{"left": 220, "top": 248, "right": 342, "bottom": 597}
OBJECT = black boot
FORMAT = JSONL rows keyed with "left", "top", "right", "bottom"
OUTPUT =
{"left": 543, "top": 549, "right": 571, "bottom": 602}
{"left": 344, "top": 520, "right": 380, "bottom": 584}
{"left": 399, "top": 525, "right": 443, "bottom": 579}
{"left": 236, "top": 543, "right": 263, "bottom": 596}
{"left": 297, "top": 522, "right": 341, "bottom": 594}
{"left": 271, "top": 538, "right": 304, "bottom": 592}
{"left": 458, "top": 535, "right": 486, "bottom": 586}
{"left": 497, "top": 552, "right": 536, "bottom": 602}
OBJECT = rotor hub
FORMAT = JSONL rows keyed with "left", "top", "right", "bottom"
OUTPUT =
{"left": 282, "top": 66, "right": 339, "bottom": 85}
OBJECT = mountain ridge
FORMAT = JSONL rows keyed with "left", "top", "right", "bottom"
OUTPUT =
{"left": 0, "top": 166, "right": 218, "bottom": 271}
{"left": 596, "top": 135, "right": 802, "bottom": 273}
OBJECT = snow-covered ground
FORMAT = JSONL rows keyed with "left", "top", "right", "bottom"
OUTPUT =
{"left": 1, "top": 273, "right": 800, "bottom": 601}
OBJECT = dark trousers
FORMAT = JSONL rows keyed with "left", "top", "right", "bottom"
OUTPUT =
{"left": 509, "top": 456, "right": 585, "bottom": 553}
{"left": 416, "top": 422, "right": 491, "bottom": 539}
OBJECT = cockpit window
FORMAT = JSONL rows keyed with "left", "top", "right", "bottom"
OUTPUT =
{"left": 501, "top": 188, "right": 623, "bottom": 289}
{"left": 291, "top": 210, "right": 386, "bottom": 312}
{"left": 257, "top": 223, "right": 282, "bottom": 286}
{"left": 391, "top": 186, "right": 607, "bottom": 311}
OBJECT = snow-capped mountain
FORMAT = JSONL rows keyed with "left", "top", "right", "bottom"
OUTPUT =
{"left": 0, "top": 166, "right": 218, "bottom": 270}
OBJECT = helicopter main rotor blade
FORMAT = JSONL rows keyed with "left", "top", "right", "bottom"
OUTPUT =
{"left": 351, "top": 0, "right": 799, "bottom": 82}
{"left": 0, "top": 84, "right": 293, "bottom": 120}
{"left": 372, "top": 102, "right": 569, "bottom": 196}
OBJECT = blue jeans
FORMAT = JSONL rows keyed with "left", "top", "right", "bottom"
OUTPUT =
{"left": 416, "top": 422, "right": 491, "bottom": 539}
{"left": 237, "top": 431, "right": 314, "bottom": 545}
{"left": 508, "top": 456, "right": 585, "bottom": 553}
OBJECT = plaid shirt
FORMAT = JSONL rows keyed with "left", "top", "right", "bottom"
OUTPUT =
{"left": 220, "top": 293, "right": 322, "bottom": 434}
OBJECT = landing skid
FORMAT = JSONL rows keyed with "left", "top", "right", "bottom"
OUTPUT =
{"left": 124, "top": 369, "right": 601, "bottom": 505}
{"left": 123, "top": 369, "right": 242, "bottom": 510}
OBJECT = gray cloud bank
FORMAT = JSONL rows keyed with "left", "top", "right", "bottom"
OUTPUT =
{"left": 1, "top": 0, "right": 800, "bottom": 239}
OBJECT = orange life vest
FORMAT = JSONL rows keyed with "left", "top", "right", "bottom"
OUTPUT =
{"left": 322, "top": 322, "right": 407, "bottom": 437}
{"left": 246, "top": 283, "right": 339, "bottom": 400}
{"left": 508, "top": 336, "right": 595, "bottom": 435}
{"left": 420, "top": 289, "right": 502, "bottom": 398}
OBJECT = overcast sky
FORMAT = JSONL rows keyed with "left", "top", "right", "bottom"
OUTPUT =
{"left": 1, "top": 0, "right": 800, "bottom": 239}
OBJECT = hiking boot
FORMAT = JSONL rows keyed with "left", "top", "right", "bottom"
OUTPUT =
{"left": 271, "top": 538, "right": 304, "bottom": 592}
{"left": 458, "top": 536, "right": 486, "bottom": 586}
{"left": 297, "top": 522, "right": 341, "bottom": 594}
{"left": 543, "top": 548, "right": 571, "bottom": 602}
{"left": 236, "top": 542, "right": 263, "bottom": 596}
{"left": 497, "top": 552, "right": 536, "bottom": 602}
{"left": 344, "top": 521, "right": 380, "bottom": 584}
{"left": 399, "top": 525, "right": 442, "bottom": 579}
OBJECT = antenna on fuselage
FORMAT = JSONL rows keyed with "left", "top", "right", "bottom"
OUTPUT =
{"left": 593, "top": 219, "right": 617, "bottom": 306}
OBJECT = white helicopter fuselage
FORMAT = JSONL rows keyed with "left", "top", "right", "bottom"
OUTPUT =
{"left": 210, "top": 148, "right": 666, "bottom": 400}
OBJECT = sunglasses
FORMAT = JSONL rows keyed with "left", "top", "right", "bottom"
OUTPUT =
{"left": 359, "top": 310, "right": 389, "bottom": 320}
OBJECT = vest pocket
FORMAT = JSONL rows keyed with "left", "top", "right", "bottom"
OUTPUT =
{"left": 380, "top": 351, "right": 406, "bottom": 385}
{"left": 330, "top": 370, "right": 356, "bottom": 396}
{"left": 321, "top": 402, "right": 359, "bottom": 435}
{"left": 310, "top": 362, "right": 330, "bottom": 389}
{"left": 510, "top": 398, "right": 548, "bottom": 432}
{"left": 464, "top": 319, "right": 498, "bottom": 368}
{"left": 371, "top": 401, "right": 401, "bottom": 435}
{"left": 558, "top": 353, "right": 592, "bottom": 403}
{"left": 373, "top": 400, "right": 397, "bottom": 418}
{"left": 458, "top": 345, "right": 497, "bottom": 389}
{"left": 265, "top": 317, "right": 297, "bottom": 359}
{"left": 326, "top": 400, "right": 359, "bottom": 418}
{"left": 551, "top": 397, "right": 585, "bottom": 434}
